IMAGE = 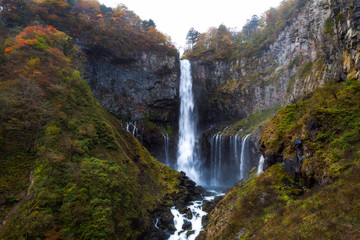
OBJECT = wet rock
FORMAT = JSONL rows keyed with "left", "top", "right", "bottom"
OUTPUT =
{"left": 202, "top": 196, "right": 223, "bottom": 213}
{"left": 283, "top": 138, "right": 304, "bottom": 178}
{"left": 186, "top": 208, "right": 193, "bottom": 219}
{"left": 145, "top": 171, "right": 206, "bottom": 239}
{"left": 182, "top": 220, "right": 192, "bottom": 231}
{"left": 176, "top": 172, "right": 206, "bottom": 204}
{"left": 167, "top": 224, "right": 176, "bottom": 232}
{"left": 187, "top": 230, "right": 195, "bottom": 238}
{"left": 263, "top": 152, "right": 283, "bottom": 171}
{"left": 158, "top": 211, "right": 174, "bottom": 227}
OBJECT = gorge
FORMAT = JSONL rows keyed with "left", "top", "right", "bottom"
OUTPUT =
{"left": 0, "top": 0, "right": 360, "bottom": 239}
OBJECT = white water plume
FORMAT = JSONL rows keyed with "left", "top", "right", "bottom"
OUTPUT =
{"left": 177, "top": 60, "right": 200, "bottom": 183}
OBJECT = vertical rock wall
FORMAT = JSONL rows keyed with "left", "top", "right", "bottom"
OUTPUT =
{"left": 190, "top": 0, "right": 359, "bottom": 126}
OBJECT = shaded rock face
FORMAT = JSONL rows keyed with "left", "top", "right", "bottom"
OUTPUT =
{"left": 85, "top": 48, "right": 180, "bottom": 123}
{"left": 190, "top": 0, "right": 359, "bottom": 126}
{"left": 82, "top": 47, "right": 180, "bottom": 164}
{"left": 283, "top": 138, "right": 304, "bottom": 178}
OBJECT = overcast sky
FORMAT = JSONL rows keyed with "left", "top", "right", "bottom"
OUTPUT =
{"left": 99, "top": 0, "right": 283, "bottom": 49}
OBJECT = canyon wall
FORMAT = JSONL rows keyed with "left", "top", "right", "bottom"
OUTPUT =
{"left": 191, "top": 0, "right": 360, "bottom": 126}
{"left": 84, "top": 48, "right": 180, "bottom": 123}
{"left": 81, "top": 46, "right": 181, "bottom": 164}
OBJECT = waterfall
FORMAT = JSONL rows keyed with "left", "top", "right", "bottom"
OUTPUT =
{"left": 125, "top": 121, "right": 138, "bottom": 137}
{"left": 160, "top": 127, "right": 170, "bottom": 166}
{"left": 240, "top": 134, "right": 250, "bottom": 180}
{"left": 207, "top": 132, "right": 254, "bottom": 186}
{"left": 209, "top": 132, "right": 224, "bottom": 186}
{"left": 168, "top": 191, "right": 224, "bottom": 240}
{"left": 217, "top": 134, "right": 222, "bottom": 184}
{"left": 257, "top": 155, "right": 265, "bottom": 175}
{"left": 234, "top": 134, "right": 240, "bottom": 169}
{"left": 177, "top": 60, "right": 200, "bottom": 183}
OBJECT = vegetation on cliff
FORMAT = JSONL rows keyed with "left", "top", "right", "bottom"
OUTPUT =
{"left": 184, "top": 0, "right": 305, "bottom": 61}
{"left": 0, "top": 25, "right": 181, "bottom": 239}
{"left": 0, "top": 0, "right": 177, "bottom": 58}
{"left": 200, "top": 79, "right": 360, "bottom": 239}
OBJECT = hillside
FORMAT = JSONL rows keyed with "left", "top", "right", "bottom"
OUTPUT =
{"left": 0, "top": 0, "right": 182, "bottom": 166}
{"left": 199, "top": 80, "right": 360, "bottom": 239}
{"left": 0, "top": 25, "right": 189, "bottom": 239}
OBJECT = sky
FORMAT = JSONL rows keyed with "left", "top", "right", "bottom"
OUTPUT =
{"left": 99, "top": 0, "right": 283, "bottom": 49}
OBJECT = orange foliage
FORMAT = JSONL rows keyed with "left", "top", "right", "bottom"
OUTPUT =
{"left": 4, "top": 26, "right": 60, "bottom": 55}
{"left": 3, "top": 0, "right": 177, "bottom": 59}
{"left": 3, "top": 26, "right": 78, "bottom": 90}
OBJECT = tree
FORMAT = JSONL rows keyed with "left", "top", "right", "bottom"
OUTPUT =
{"left": 242, "top": 15, "right": 259, "bottom": 41}
{"left": 100, "top": 4, "right": 112, "bottom": 14}
{"left": 186, "top": 27, "right": 200, "bottom": 47}
{"left": 142, "top": 19, "right": 156, "bottom": 30}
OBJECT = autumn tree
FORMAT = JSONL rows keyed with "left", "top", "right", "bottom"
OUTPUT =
{"left": 0, "top": 0, "right": 31, "bottom": 27}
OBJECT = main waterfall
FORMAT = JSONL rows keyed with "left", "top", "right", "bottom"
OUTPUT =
{"left": 177, "top": 60, "right": 200, "bottom": 183}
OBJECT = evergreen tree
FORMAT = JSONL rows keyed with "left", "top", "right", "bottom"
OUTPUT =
{"left": 186, "top": 27, "right": 200, "bottom": 47}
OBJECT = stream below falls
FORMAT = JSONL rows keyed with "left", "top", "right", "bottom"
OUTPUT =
{"left": 168, "top": 190, "right": 225, "bottom": 240}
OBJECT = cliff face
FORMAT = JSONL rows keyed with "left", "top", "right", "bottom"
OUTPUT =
{"left": 191, "top": 0, "right": 359, "bottom": 125}
{"left": 81, "top": 47, "right": 180, "bottom": 164}
{"left": 85, "top": 48, "right": 180, "bottom": 123}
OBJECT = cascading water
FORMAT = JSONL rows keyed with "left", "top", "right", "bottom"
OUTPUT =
{"left": 240, "top": 134, "right": 250, "bottom": 180}
{"left": 169, "top": 60, "right": 261, "bottom": 239}
{"left": 209, "top": 133, "right": 224, "bottom": 186}
{"left": 208, "top": 133, "right": 253, "bottom": 186}
{"left": 160, "top": 126, "right": 170, "bottom": 166}
{"left": 257, "top": 155, "right": 265, "bottom": 175}
{"left": 125, "top": 121, "right": 138, "bottom": 137}
{"left": 168, "top": 60, "right": 207, "bottom": 240}
{"left": 177, "top": 60, "right": 200, "bottom": 183}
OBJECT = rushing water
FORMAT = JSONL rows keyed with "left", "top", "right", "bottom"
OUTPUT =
{"left": 257, "top": 155, "right": 265, "bottom": 175}
{"left": 168, "top": 201, "right": 206, "bottom": 240}
{"left": 160, "top": 126, "right": 170, "bottom": 166}
{"left": 125, "top": 121, "right": 138, "bottom": 137}
{"left": 177, "top": 60, "right": 200, "bottom": 183}
{"left": 240, "top": 134, "right": 250, "bottom": 180}
{"left": 168, "top": 191, "right": 224, "bottom": 240}
{"left": 209, "top": 133, "right": 254, "bottom": 186}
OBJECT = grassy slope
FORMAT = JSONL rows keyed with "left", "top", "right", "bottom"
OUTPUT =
{"left": 0, "top": 26, "right": 181, "bottom": 239}
{"left": 200, "top": 80, "right": 360, "bottom": 239}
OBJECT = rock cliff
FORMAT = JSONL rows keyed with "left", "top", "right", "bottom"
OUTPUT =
{"left": 84, "top": 48, "right": 180, "bottom": 123}
{"left": 190, "top": 0, "right": 359, "bottom": 126}
{"left": 81, "top": 46, "right": 181, "bottom": 164}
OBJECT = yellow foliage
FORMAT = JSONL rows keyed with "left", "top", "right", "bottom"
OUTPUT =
{"left": 27, "top": 57, "right": 41, "bottom": 69}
